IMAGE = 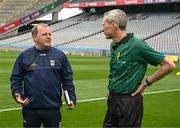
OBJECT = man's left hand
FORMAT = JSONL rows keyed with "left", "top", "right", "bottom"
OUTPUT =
{"left": 131, "top": 84, "right": 147, "bottom": 97}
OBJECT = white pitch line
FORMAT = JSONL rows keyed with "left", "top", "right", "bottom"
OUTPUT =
{"left": 144, "top": 88, "right": 180, "bottom": 95}
{"left": 0, "top": 107, "right": 21, "bottom": 112}
{"left": 77, "top": 97, "right": 106, "bottom": 103}
{"left": 1, "top": 88, "right": 180, "bottom": 113}
{"left": 77, "top": 88, "right": 180, "bottom": 102}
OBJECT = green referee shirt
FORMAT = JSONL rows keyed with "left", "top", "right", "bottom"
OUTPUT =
{"left": 108, "top": 33, "right": 165, "bottom": 94}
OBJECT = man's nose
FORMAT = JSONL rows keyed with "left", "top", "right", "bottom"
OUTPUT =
{"left": 47, "top": 34, "right": 51, "bottom": 38}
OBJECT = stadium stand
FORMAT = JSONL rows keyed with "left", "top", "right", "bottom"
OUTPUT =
{"left": 127, "top": 13, "right": 180, "bottom": 39}
{"left": 0, "top": 0, "right": 57, "bottom": 27}
{"left": 70, "top": 0, "right": 92, "bottom": 3}
{"left": 58, "top": 13, "right": 180, "bottom": 54}
{"left": 0, "top": 12, "right": 180, "bottom": 55}
{"left": 147, "top": 23, "right": 180, "bottom": 54}
{"left": 70, "top": 0, "right": 113, "bottom": 3}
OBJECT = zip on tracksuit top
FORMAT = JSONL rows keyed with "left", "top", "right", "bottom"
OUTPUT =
{"left": 10, "top": 46, "right": 76, "bottom": 109}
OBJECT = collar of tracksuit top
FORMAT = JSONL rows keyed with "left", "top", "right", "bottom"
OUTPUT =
{"left": 34, "top": 46, "right": 51, "bottom": 52}
{"left": 112, "top": 33, "right": 134, "bottom": 50}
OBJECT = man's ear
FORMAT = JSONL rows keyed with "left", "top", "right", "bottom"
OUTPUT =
{"left": 32, "top": 36, "right": 36, "bottom": 42}
{"left": 112, "top": 22, "right": 118, "bottom": 30}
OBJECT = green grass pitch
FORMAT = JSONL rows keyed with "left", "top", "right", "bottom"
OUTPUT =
{"left": 0, "top": 50, "right": 180, "bottom": 127}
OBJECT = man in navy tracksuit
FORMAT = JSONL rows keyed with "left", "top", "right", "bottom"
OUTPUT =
{"left": 10, "top": 23, "right": 76, "bottom": 128}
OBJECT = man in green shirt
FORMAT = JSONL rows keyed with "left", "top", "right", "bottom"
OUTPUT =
{"left": 102, "top": 9, "right": 176, "bottom": 127}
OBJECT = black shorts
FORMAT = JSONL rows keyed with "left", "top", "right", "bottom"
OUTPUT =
{"left": 22, "top": 108, "right": 61, "bottom": 128}
{"left": 103, "top": 93, "right": 143, "bottom": 128}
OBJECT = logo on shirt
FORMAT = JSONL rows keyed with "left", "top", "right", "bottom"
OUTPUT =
{"left": 50, "top": 60, "right": 55, "bottom": 66}
{"left": 117, "top": 52, "right": 122, "bottom": 61}
{"left": 120, "top": 61, "right": 126, "bottom": 64}
{"left": 30, "top": 63, "right": 38, "bottom": 67}
{"left": 39, "top": 53, "right": 46, "bottom": 56}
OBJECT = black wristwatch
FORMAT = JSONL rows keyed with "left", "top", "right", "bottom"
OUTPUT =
{"left": 145, "top": 78, "right": 152, "bottom": 86}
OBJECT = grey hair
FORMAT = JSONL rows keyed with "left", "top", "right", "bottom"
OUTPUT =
{"left": 32, "top": 23, "right": 49, "bottom": 37}
{"left": 104, "top": 9, "right": 128, "bottom": 30}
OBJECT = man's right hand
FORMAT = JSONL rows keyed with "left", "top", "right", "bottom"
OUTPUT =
{"left": 66, "top": 101, "right": 75, "bottom": 110}
{"left": 15, "top": 93, "right": 29, "bottom": 105}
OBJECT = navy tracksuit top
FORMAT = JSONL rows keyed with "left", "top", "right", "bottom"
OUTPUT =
{"left": 10, "top": 47, "right": 76, "bottom": 109}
